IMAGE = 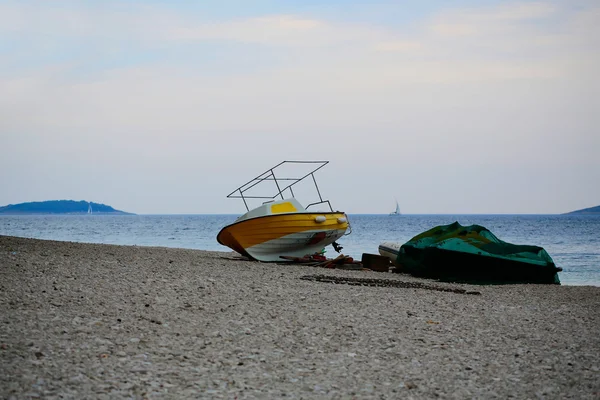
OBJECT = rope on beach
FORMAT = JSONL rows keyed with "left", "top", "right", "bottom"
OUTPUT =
{"left": 299, "top": 274, "right": 481, "bottom": 295}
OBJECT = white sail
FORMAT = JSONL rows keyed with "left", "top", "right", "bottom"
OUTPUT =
{"left": 390, "top": 199, "right": 401, "bottom": 216}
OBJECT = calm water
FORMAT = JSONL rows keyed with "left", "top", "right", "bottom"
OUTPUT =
{"left": 1, "top": 214, "right": 599, "bottom": 286}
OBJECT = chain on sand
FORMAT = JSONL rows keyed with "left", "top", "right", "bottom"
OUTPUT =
{"left": 300, "top": 274, "right": 481, "bottom": 295}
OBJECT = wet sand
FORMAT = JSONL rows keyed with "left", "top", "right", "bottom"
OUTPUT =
{"left": 1, "top": 235, "right": 599, "bottom": 399}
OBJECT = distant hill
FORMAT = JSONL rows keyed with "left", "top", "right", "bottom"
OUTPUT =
{"left": 564, "top": 205, "right": 600, "bottom": 215}
{"left": 0, "top": 200, "right": 134, "bottom": 215}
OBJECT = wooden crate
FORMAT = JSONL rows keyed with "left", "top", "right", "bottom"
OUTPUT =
{"left": 361, "top": 253, "right": 391, "bottom": 272}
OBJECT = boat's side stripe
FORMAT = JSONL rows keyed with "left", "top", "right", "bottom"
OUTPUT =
{"left": 378, "top": 245, "right": 400, "bottom": 256}
{"left": 217, "top": 213, "right": 348, "bottom": 250}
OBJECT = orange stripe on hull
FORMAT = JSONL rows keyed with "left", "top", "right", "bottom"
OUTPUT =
{"left": 217, "top": 213, "right": 348, "bottom": 258}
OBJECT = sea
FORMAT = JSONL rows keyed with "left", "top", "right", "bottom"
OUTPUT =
{"left": 1, "top": 214, "right": 599, "bottom": 286}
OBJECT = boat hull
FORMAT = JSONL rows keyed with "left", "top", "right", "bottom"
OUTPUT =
{"left": 400, "top": 247, "right": 561, "bottom": 284}
{"left": 378, "top": 241, "right": 402, "bottom": 266}
{"left": 217, "top": 212, "right": 348, "bottom": 262}
{"left": 394, "top": 222, "right": 561, "bottom": 284}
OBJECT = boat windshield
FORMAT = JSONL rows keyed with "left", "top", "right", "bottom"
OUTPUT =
{"left": 226, "top": 160, "right": 335, "bottom": 212}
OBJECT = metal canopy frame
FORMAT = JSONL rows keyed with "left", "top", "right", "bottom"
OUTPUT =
{"left": 226, "top": 160, "right": 334, "bottom": 212}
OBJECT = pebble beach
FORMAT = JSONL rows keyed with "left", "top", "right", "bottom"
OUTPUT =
{"left": 1, "top": 235, "right": 599, "bottom": 399}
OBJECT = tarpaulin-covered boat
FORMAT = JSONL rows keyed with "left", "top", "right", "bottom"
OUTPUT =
{"left": 380, "top": 222, "right": 561, "bottom": 284}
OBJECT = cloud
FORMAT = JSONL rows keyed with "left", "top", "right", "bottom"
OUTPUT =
{"left": 430, "top": 23, "right": 477, "bottom": 37}
{"left": 2, "top": 1, "right": 597, "bottom": 126}
{"left": 0, "top": 3, "right": 384, "bottom": 49}
{"left": 429, "top": 2, "right": 556, "bottom": 36}
{"left": 1, "top": 1, "right": 597, "bottom": 67}
{"left": 373, "top": 40, "right": 422, "bottom": 52}
{"left": 169, "top": 15, "right": 328, "bottom": 46}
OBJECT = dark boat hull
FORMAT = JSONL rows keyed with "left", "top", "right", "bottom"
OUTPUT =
{"left": 399, "top": 246, "right": 561, "bottom": 284}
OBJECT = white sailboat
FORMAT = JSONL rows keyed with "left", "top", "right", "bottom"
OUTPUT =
{"left": 389, "top": 199, "right": 401, "bottom": 216}
{"left": 88, "top": 202, "right": 92, "bottom": 214}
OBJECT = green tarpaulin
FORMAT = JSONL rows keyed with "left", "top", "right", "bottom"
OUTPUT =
{"left": 397, "top": 222, "right": 561, "bottom": 284}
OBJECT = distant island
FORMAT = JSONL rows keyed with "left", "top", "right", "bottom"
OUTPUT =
{"left": 0, "top": 200, "right": 134, "bottom": 215}
{"left": 564, "top": 205, "right": 600, "bottom": 215}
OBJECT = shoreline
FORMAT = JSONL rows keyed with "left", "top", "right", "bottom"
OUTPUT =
{"left": 1, "top": 235, "right": 599, "bottom": 398}
{"left": 1, "top": 232, "right": 598, "bottom": 287}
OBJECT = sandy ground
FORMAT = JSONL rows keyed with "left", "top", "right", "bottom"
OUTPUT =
{"left": 1, "top": 235, "right": 599, "bottom": 399}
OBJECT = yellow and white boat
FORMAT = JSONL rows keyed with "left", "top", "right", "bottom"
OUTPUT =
{"left": 217, "top": 161, "right": 350, "bottom": 262}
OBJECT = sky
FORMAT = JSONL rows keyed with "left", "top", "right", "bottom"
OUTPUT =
{"left": 1, "top": 0, "right": 599, "bottom": 214}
